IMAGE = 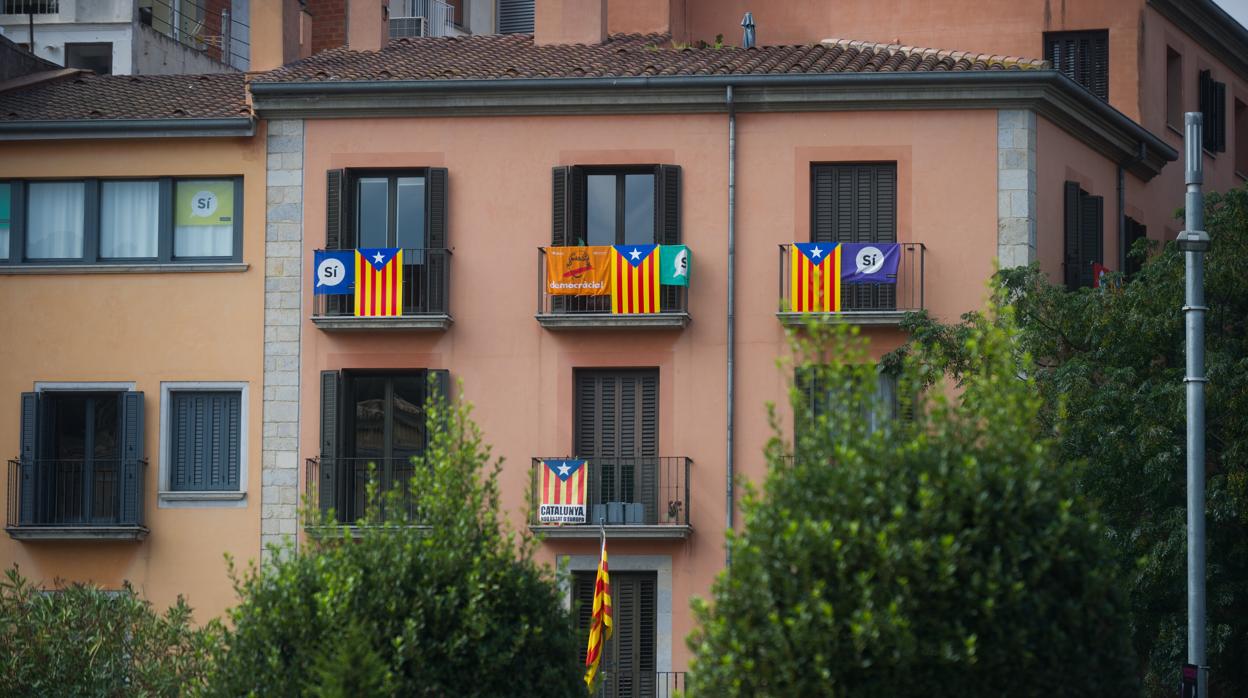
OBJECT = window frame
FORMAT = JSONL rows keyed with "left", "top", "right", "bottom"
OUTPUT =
{"left": 580, "top": 165, "right": 659, "bottom": 246}
{"left": 1166, "top": 46, "right": 1183, "bottom": 133}
{"left": 158, "top": 381, "right": 249, "bottom": 508}
{"left": 0, "top": 176, "right": 243, "bottom": 267}
{"left": 341, "top": 168, "right": 432, "bottom": 253}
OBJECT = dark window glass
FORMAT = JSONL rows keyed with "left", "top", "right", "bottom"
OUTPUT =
{"left": 351, "top": 375, "right": 387, "bottom": 460}
{"left": 347, "top": 372, "right": 428, "bottom": 461}
{"left": 395, "top": 177, "right": 426, "bottom": 251}
{"left": 0, "top": 182, "right": 10, "bottom": 260}
{"left": 44, "top": 392, "right": 122, "bottom": 523}
{"left": 1236, "top": 99, "right": 1248, "bottom": 176}
{"left": 624, "top": 174, "right": 655, "bottom": 245}
{"left": 65, "top": 42, "right": 112, "bottom": 74}
{"left": 586, "top": 174, "right": 616, "bottom": 245}
{"left": 583, "top": 170, "right": 656, "bottom": 245}
{"left": 1166, "top": 47, "right": 1183, "bottom": 130}
{"left": 356, "top": 178, "right": 389, "bottom": 248}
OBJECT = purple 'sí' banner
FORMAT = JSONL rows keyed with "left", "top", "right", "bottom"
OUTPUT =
{"left": 840, "top": 243, "right": 900, "bottom": 284}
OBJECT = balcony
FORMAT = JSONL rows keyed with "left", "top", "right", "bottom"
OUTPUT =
{"left": 389, "top": 0, "right": 456, "bottom": 38}
{"left": 593, "top": 671, "right": 685, "bottom": 698}
{"left": 305, "top": 457, "right": 426, "bottom": 533}
{"left": 529, "top": 457, "right": 691, "bottom": 540}
{"left": 311, "top": 248, "right": 452, "bottom": 331}
{"left": 6, "top": 459, "right": 148, "bottom": 541}
{"left": 535, "top": 248, "right": 690, "bottom": 330}
{"left": 777, "top": 242, "right": 925, "bottom": 326}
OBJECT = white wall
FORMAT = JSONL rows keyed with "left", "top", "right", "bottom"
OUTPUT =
{"left": 0, "top": 23, "right": 134, "bottom": 74}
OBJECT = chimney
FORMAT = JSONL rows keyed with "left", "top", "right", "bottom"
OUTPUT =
{"left": 535, "top": 0, "right": 607, "bottom": 46}
{"left": 250, "top": 0, "right": 313, "bottom": 71}
{"left": 348, "top": 0, "right": 390, "bottom": 52}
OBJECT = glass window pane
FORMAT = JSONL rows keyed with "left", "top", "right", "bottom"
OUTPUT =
{"left": 100, "top": 181, "right": 159, "bottom": 258}
{"left": 624, "top": 174, "right": 655, "bottom": 245}
{"left": 586, "top": 174, "right": 616, "bottom": 246}
{"left": 395, "top": 177, "right": 426, "bottom": 261}
{"left": 390, "top": 376, "right": 426, "bottom": 458}
{"left": 351, "top": 376, "right": 386, "bottom": 460}
{"left": 356, "top": 178, "right": 389, "bottom": 248}
{"left": 174, "top": 180, "right": 234, "bottom": 258}
{"left": 93, "top": 395, "right": 119, "bottom": 458}
{"left": 0, "top": 183, "right": 9, "bottom": 260}
{"left": 27, "top": 182, "right": 85, "bottom": 260}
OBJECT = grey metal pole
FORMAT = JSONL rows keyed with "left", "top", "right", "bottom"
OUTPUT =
{"left": 1181, "top": 111, "right": 1210, "bottom": 698}
{"left": 725, "top": 85, "right": 737, "bottom": 566}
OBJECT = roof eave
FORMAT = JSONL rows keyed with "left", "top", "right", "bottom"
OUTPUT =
{"left": 0, "top": 117, "right": 256, "bottom": 141}
{"left": 1148, "top": 0, "right": 1248, "bottom": 82}
{"left": 250, "top": 71, "right": 1175, "bottom": 180}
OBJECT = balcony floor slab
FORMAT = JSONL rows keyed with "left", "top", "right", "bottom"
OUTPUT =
{"left": 530, "top": 524, "right": 692, "bottom": 540}
{"left": 536, "top": 313, "right": 690, "bottom": 330}
{"left": 312, "top": 314, "right": 453, "bottom": 331}
{"left": 6, "top": 525, "right": 149, "bottom": 542}
{"left": 776, "top": 310, "right": 908, "bottom": 327}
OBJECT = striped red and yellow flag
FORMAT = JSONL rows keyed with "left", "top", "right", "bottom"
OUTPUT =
{"left": 584, "top": 535, "right": 612, "bottom": 689}
{"left": 354, "top": 248, "right": 403, "bottom": 317}
{"left": 539, "top": 459, "right": 587, "bottom": 524}
{"left": 611, "top": 244, "right": 661, "bottom": 314}
{"left": 790, "top": 242, "right": 841, "bottom": 312}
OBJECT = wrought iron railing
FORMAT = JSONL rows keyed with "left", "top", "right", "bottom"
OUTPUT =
{"left": 389, "top": 0, "right": 455, "bottom": 37}
{"left": 778, "top": 242, "right": 925, "bottom": 314}
{"left": 593, "top": 670, "right": 685, "bottom": 698}
{"left": 311, "top": 248, "right": 451, "bottom": 318}
{"left": 138, "top": 0, "right": 250, "bottom": 69}
{"left": 306, "top": 456, "right": 425, "bottom": 525}
{"left": 7, "top": 458, "right": 146, "bottom": 528}
{"left": 530, "top": 457, "right": 690, "bottom": 527}
{"left": 536, "top": 248, "right": 688, "bottom": 316}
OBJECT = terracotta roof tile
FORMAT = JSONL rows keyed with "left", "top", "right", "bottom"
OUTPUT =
{"left": 253, "top": 33, "right": 1048, "bottom": 84}
{"left": 0, "top": 72, "right": 250, "bottom": 121}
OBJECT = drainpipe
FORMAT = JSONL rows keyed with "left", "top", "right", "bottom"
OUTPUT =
{"left": 725, "top": 85, "right": 737, "bottom": 566}
{"left": 1118, "top": 142, "right": 1147, "bottom": 270}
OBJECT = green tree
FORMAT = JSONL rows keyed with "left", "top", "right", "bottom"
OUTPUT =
{"left": 0, "top": 565, "right": 219, "bottom": 697}
{"left": 686, "top": 319, "right": 1138, "bottom": 697}
{"left": 206, "top": 386, "right": 583, "bottom": 697}
{"left": 882, "top": 187, "right": 1248, "bottom": 696}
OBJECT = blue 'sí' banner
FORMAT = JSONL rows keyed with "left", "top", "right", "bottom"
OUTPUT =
{"left": 313, "top": 250, "right": 356, "bottom": 295}
{"left": 840, "top": 243, "right": 901, "bottom": 285}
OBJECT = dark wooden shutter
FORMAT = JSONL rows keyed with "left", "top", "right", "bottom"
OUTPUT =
{"left": 1199, "top": 71, "right": 1227, "bottom": 153}
{"left": 18, "top": 392, "right": 39, "bottom": 525}
{"left": 1044, "top": 30, "right": 1109, "bottom": 101}
{"left": 573, "top": 572, "right": 596, "bottom": 666}
{"left": 170, "top": 392, "right": 241, "bottom": 491}
{"left": 575, "top": 371, "right": 659, "bottom": 520}
{"left": 552, "top": 166, "right": 570, "bottom": 246}
{"left": 609, "top": 573, "right": 658, "bottom": 697}
{"left": 1078, "top": 192, "right": 1104, "bottom": 289}
{"left": 326, "top": 169, "right": 345, "bottom": 250}
{"left": 655, "top": 165, "right": 681, "bottom": 245}
{"left": 426, "top": 168, "right": 449, "bottom": 314}
{"left": 811, "top": 163, "right": 896, "bottom": 310}
{"left": 497, "top": 0, "right": 534, "bottom": 33}
{"left": 1063, "top": 181, "right": 1082, "bottom": 290}
{"left": 119, "top": 391, "right": 144, "bottom": 526}
{"left": 319, "top": 370, "right": 340, "bottom": 516}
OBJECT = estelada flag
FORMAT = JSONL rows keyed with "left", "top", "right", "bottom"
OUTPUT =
{"left": 790, "top": 242, "right": 841, "bottom": 312}
{"left": 611, "top": 244, "right": 661, "bottom": 313}
{"left": 355, "top": 248, "right": 403, "bottom": 317}
{"left": 545, "top": 246, "right": 613, "bottom": 296}
{"left": 539, "top": 459, "right": 587, "bottom": 524}
{"left": 584, "top": 534, "right": 612, "bottom": 689}
{"left": 1092, "top": 262, "right": 1110, "bottom": 288}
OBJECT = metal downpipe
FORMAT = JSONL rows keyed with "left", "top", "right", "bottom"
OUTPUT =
{"left": 725, "top": 85, "right": 737, "bottom": 566}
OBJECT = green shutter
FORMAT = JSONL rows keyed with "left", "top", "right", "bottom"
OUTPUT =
{"left": 170, "top": 392, "right": 241, "bottom": 491}
{"left": 18, "top": 392, "right": 39, "bottom": 525}
{"left": 426, "top": 168, "right": 449, "bottom": 314}
{"left": 319, "top": 371, "right": 340, "bottom": 517}
{"left": 119, "top": 391, "right": 145, "bottom": 526}
{"left": 1078, "top": 192, "right": 1104, "bottom": 288}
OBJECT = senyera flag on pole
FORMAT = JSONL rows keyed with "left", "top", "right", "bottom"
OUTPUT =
{"left": 789, "top": 242, "right": 841, "bottom": 312}
{"left": 539, "top": 459, "right": 587, "bottom": 524}
{"left": 584, "top": 532, "right": 612, "bottom": 690}
{"left": 354, "top": 247, "right": 403, "bottom": 317}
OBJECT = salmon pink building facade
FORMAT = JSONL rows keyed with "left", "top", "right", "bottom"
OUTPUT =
{"left": 2, "top": 0, "right": 1247, "bottom": 692}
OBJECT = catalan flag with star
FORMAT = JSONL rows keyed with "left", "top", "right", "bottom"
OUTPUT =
{"left": 611, "top": 244, "right": 661, "bottom": 314}
{"left": 790, "top": 242, "right": 841, "bottom": 312}
{"left": 354, "top": 247, "right": 403, "bottom": 317}
{"left": 538, "top": 459, "right": 587, "bottom": 524}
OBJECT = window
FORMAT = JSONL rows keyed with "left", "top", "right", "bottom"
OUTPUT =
{"left": 1044, "top": 30, "right": 1110, "bottom": 101}
{"left": 1236, "top": 98, "right": 1248, "bottom": 177}
{"left": 1199, "top": 69, "right": 1227, "bottom": 153}
{"left": 795, "top": 365, "right": 900, "bottom": 439}
{"left": 324, "top": 169, "right": 448, "bottom": 315}
{"left": 1124, "top": 216, "right": 1148, "bottom": 277}
{"left": 17, "top": 389, "right": 144, "bottom": 529}
{"left": 811, "top": 163, "right": 897, "bottom": 311}
{"left": 1166, "top": 47, "right": 1183, "bottom": 130}
{"left": 1, "top": 177, "right": 242, "bottom": 266}
{"left": 574, "top": 370, "right": 659, "bottom": 524}
{"left": 318, "top": 369, "right": 450, "bottom": 522}
{"left": 574, "top": 571, "right": 657, "bottom": 698}
{"left": 498, "top": 0, "right": 534, "bottom": 33}
{"left": 3, "top": 1, "right": 59, "bottom": 13}
{"left": 65, "top": 42, "right": 112, "bottom": 74}
{"left": 1063, "top": 182, "right": 1104, "bottom": 290}
{"left": 551, "top": 166, "right": 680, "bottom": 247}
{"left": 167, "top": 389, "right": 243, "bottom": 494}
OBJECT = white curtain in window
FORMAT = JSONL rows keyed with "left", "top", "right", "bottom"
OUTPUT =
{"left": 174, "top": 224, "right": 232, "bottom": 257}
{"left": 27, "top": 182, "right": 85, "bottom": 259}
{"left": 100, "top": 181, "right": 159, "bottom": 258}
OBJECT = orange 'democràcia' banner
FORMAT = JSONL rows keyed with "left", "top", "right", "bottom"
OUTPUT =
{"left": 545, "top": 246, "right": 613, "bottom": 296}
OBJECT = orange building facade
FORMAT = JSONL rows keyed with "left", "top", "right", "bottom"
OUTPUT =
{"left": 2, "top": 0, "right": 1246, "bottom": 689}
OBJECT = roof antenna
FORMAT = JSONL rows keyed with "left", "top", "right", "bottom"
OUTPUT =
{"left": 741, "top": 12, "right": 755, "bottom": 49}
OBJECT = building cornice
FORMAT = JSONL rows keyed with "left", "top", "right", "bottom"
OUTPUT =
{"left": 0, "top": 117, "right": 256, "bottom": 141}
{"left": 1148, "top": 0, "right": 1248, "bottom": 83}
{"left": 250, "top": 71, "right": 1175, "bottom": 180}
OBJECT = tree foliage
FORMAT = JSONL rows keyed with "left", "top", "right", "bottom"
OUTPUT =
{"left": 0, "top": 565, "right": 219, "bottom": 697}
{"left": 206, "top": 388, "right": 583, "bottom": 697}
{"left": 687, "top": 319, "right": 1138, "bottom": 696}
{"left": 880, "top": 187, "right": 1248, "bottom": 696}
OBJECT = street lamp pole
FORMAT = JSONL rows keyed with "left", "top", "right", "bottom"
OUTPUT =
{"left": 1180, "top": 111, "right": 1210, "bottom": 698}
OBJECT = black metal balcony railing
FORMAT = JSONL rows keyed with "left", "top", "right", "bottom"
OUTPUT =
{"left": 778, "top": 242, "right": 925, "bottom": 315}
{"left": 593, "top": 671, "right": 685, "bottom": 698}
{"left": 306, "top": 457, "right": 422, "bottom": 525}
{"left": 7, "top": 459, "right": 146, "bottom": 529}
{"left": 536, "top": 248, "right": 688, "bottom": 317}
{"left": 530, "top": 457, "right": 690, "bottom": 528}
{"left": 311, "top": 248, "right": 451, "bottom": 318}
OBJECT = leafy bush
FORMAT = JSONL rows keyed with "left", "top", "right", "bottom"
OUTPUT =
{"left": 686, "top": 318, "right": 1138, "bottom": 696}
{"left": 206, "top": 387, "right": 582, "bottom": 697}
{"left": 0, "top": 565, "right": 219, "bottom": 697}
